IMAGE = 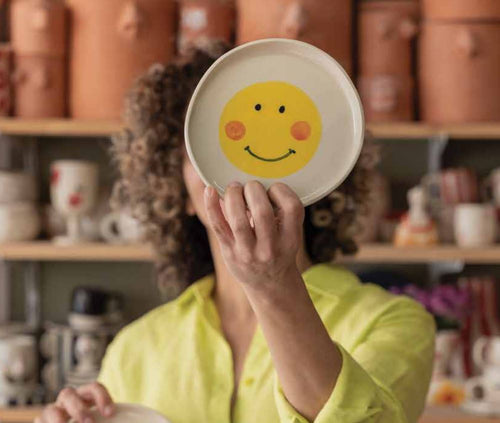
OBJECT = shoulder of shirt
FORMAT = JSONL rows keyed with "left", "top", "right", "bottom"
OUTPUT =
{"left": 108, "top": 275, "right": 213, "bottom": 356}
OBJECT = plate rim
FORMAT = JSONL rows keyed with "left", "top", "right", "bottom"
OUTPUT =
{"left": 184, "top": 38, "right": 365, "bottom": 206}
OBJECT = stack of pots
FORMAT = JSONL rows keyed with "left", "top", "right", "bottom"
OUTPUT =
{"left": 68, "top": 0, "right": 177, "bottom": 120}
{"left": 419, "top": 0, "right": 500, "bottom": 123}
{"left": 178, "top": 0, "right": 234, "bottom": 55}
{"left": 10, "top": 0, "right": 67, "bottom": 117}
{"left": 357, "top": 0, "right": 419, "bottom": 122}
{"left": 236, "top": 0, "right": 352, "bottom": 75}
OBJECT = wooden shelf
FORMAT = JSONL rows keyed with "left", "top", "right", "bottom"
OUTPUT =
{"left": 0, "top": 118, "right": 499, "bottom": 139}
{"left": 421, "top": 406, "right": 500, "bottom": 423}
{"left": 0, "top": 118, "right": 122, "bottom": 137}
{"left": 0, "top": 242, "right": 499, "bottom": 263}
{"left": 0, "top": 406, "right": 42, "bottom": 423}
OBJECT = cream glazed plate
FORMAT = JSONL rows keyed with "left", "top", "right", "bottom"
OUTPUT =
{"left": 185, "top": 38, "right": 365, "bottom": 206}
{"left": 70, "top": 404, "right": 171, "bottom": 423}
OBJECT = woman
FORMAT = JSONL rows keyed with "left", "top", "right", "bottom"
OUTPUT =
{"left": 38, "top": 45, "right": 435, "bottom": 423}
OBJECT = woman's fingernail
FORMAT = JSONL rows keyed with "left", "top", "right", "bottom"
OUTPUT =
{"left": 84, "top": 417, "right": 93, "bottom": 423}
{"left": 104, "top": 405, "right": 114, "bottom": 416}
{"left": 227, "top": 181, "right": 241, "bottom": 188}
{"left": 205, "top": 186, "right": 214, "bottom": 198}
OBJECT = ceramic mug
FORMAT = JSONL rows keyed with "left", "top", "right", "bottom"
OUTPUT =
{"left": 100, "top": 211, "right": 145, "bottom": 244}
{"left": 454, "top": 203, "right": 497, "bottom": 247}
{"left": 474, "top": 336, "right": 500, "bottom": 368}
{"left": 50, "top": 160, "right": 98, "bottom": 244}
{"left": 0, "top": 203, "right": 40, "bottom": 242}
{"left": 0, "top": 171, "right": 37, "bottom": 203}
{"left": 482, "top": 168, "right": 500, "bottom": 206}
{"left": 465, "top": 368, "right": 500, "bottom": 403}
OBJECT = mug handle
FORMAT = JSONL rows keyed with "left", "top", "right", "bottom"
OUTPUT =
{"left": 473, "top": 337, "right": 490, "bottom": 369}
{"left": 464, "top": 376, "right": 486, "bottom": 401}
{"left": 281, "top": 1, "right": 308, "bottom": 38}
{"left": 100, "top": 212, "right": 123, "bottom": 243}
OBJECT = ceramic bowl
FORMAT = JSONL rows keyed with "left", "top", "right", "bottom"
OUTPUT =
{"left": 0, "top": 203, "right": 40, "bottom": 242}
{"left": 0, "top": 171, "right": 37, "bottom": 204}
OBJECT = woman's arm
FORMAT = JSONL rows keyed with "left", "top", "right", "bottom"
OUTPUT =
{"left": 204, "top": 181, "right": 341, "bottom": 420}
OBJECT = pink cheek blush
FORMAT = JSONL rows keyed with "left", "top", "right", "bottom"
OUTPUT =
{"left": 225, "top": 121, "right": 246, "bottom": 141}
{"left": 291, "top": 121, "right": 311, "bottom": 141}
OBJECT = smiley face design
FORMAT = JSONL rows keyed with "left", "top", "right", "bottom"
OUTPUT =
{"left": 219, "top": 81, "right": 322, "bottom": 178}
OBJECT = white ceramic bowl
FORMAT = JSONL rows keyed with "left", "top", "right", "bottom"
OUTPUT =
{"left": 0, "top": 203, "right": 40, "bottom": 242}
{"left": 0, "top": 171, "right": 37, "bottom": 204}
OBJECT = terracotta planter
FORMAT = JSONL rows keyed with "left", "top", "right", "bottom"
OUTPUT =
{"left": 178, "top": 0, "right": 234, "bottom": 55}
{"left": 10, "top": 0, "right": 67, "bottom": 56}
{"left": 0, "top": 44, "right": 12, "bottom": 116}
{"left": 68, "top": 0, "right": 176, "bottom": 119}
{"left": 236, "top": 0, "right": 352, "bottom": 75}
{"left": 13, "top": 55, "right": 65, "bottom": 117}
{"left": 358, "top": 75, "right": 414, "bottom": 122}
{"left": 419, "top": 21, "right": 500, "bottom": 123}
{"left": 422, "top": 0, "right": 500, "bottom": 20}
{"left": 358, "top": 0, "right": 419, "bottom": 76}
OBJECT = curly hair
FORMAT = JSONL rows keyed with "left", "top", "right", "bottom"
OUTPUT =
{"left": 110, "top": 43, "right": 379, "bottom": 300}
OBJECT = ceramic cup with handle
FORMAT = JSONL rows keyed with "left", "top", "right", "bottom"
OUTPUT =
{"left": 100, "top": 211, "right": 145, "bottom": 244}
{"left": 465, "top": 367, "right": 500, "bottom": 404}
{"left": 474, "top": 336, "right": 500, "bottom": 369}
{"left": 482, "top": 168, "right": 500, "bottom": 206}
{"left": 0, "top": 202, "right": 40, "bottom": 242}
{"left": 50, "top": 160, "right": 98, "bottom": 245}
{"left": 454, "top": 203, "right": 497, "bottom": 247}
{"left": 0, "top": 171, "right": 37, "bottom": 203}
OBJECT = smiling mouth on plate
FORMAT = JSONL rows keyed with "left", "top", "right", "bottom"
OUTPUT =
{"left": 244, "top": 146, "right": 296, "bottom": 162}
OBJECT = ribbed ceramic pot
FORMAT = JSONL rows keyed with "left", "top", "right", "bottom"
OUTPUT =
{"left": 358, "top": 0, "right": 419, "bottom": 76}
{"left": 419, "top": 21, "right": 500, "bottom": 123}
{"left": 68, "top": 0, "right": 176, "bottom": 119}
{"left": 10, "top": 0, "right": 67, "bottom": 56}
{"left": 178, "top": 0, "right": 234, "bottom": 54}
{"left": 422, "top": 0, "right": 500, "bottom": 20}
{"left": 236, "top": 0, "right": 352, "bottom": 75}
{"left": 13, "top": 55, "right": 65, "bottom": 117}
{"left": 358, "top": 74, "right": 414, "bottom": 122}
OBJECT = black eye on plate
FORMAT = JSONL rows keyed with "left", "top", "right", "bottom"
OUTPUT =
{"left": 255, "top": 104, "right": 262, "bottom": 111}
{"left": 279, "top": 105, "right": 285, "bottom": 113}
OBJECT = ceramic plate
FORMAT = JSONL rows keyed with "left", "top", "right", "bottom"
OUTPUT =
{"left": 71, "top": 404, "right": 171, "bottom": 423}
{"left": 185, "top": 38, "right": 364, "bottom": 206}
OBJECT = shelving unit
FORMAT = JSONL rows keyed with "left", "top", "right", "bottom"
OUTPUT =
{"left": 0, "top": 406, "right": 42, "bottom": 423}
{"left": 0, "top": 242, "right": 499, "bottom": 263}
{"left": 1, "top": 118, "right": 500, "bottom": 139}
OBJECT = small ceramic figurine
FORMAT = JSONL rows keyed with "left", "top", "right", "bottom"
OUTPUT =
{"left": 394, "top": 186, "right": 439, "bottom": 246}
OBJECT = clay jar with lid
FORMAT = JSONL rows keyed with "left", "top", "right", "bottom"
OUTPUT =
{"left": 10, "top": 0, "right": 67, "bottom": 56}
{"left": 68, "top": 0, "right": 176, "bottom": 119}
{"left": 236, "top": 0, "right": 352, "bottom": 75}
{"left": 419, "top": 21, "right": 500, "bottom": 123}
{"left": 358, "top": 0, "right": 418, "bottom": 76}
{"left": 178, "top": 0, "right": 234, "bottom": 55}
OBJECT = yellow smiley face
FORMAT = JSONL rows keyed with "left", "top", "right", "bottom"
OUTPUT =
{"left": 219, "top": 81, "right": 322, "bottom": 178}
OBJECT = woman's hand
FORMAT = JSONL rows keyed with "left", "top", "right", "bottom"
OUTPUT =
{"left": 37, "top": 382, "right": 114, "bottom": 423}
{"left": 204, "top": 181, "right": 304, "bottom": 289}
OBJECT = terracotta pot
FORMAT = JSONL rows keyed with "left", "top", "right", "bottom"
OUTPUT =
{"left": 422, "top": 0, "right": 500, "bottom": 20}
{"left": 358, "top": 0, "right": 419, "bottom": 76}
{"left": 13, "top": 55, "right": 65, "bottom": 117}
{"left": 68, "top": 0, "right": 176, "bottom": 119}
{"left": 0, "top": 44, "right": 12, "bottom": 116}
{"left": 358, "top": 75, "right": 414, "bottom": 122}
{"left": 10, "top": 0, "right": 67, "bottom": 56}
{"left": 178, "top": 0, "right": 234, "bottom": 55}
{"left": 236, "top": 0, "right": 352, "bottom": 75}
{"left": 419, "top": 21, "right": 500, "bottom": 123}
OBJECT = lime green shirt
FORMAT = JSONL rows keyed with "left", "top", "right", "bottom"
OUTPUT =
{"left": 98, "top": 264, "right": 435, "bottom": 423}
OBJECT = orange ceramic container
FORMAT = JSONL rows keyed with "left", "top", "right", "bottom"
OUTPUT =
{"left": 178, "top": 0, "right": 234, "bottom": 54}
{"left": 419, "top": 21, "right": 500, "bottom": 123}
{"left": 358, "top": 0, "right": 418, "bottom": 76}
{"left": 68, "top": 0, "right": 176, "bottom": 119}
{"left": 236, "top": 0, "right": 352, "bottom": 75}
{"left": 10, "top": 0, "right": 67, "bottom": 56}
{"left": 13, "top": 55, "right": 65, "bottom": 117}
{"left": 358, "top": 75, "right": 414, "bottom": 122}
{"left": 422, "top": 0, "right": 500, "bottom": 20}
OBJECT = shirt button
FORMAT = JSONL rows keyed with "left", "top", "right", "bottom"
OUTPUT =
{"left": 244, "top": 377, "right": 255, "bottom": 386}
